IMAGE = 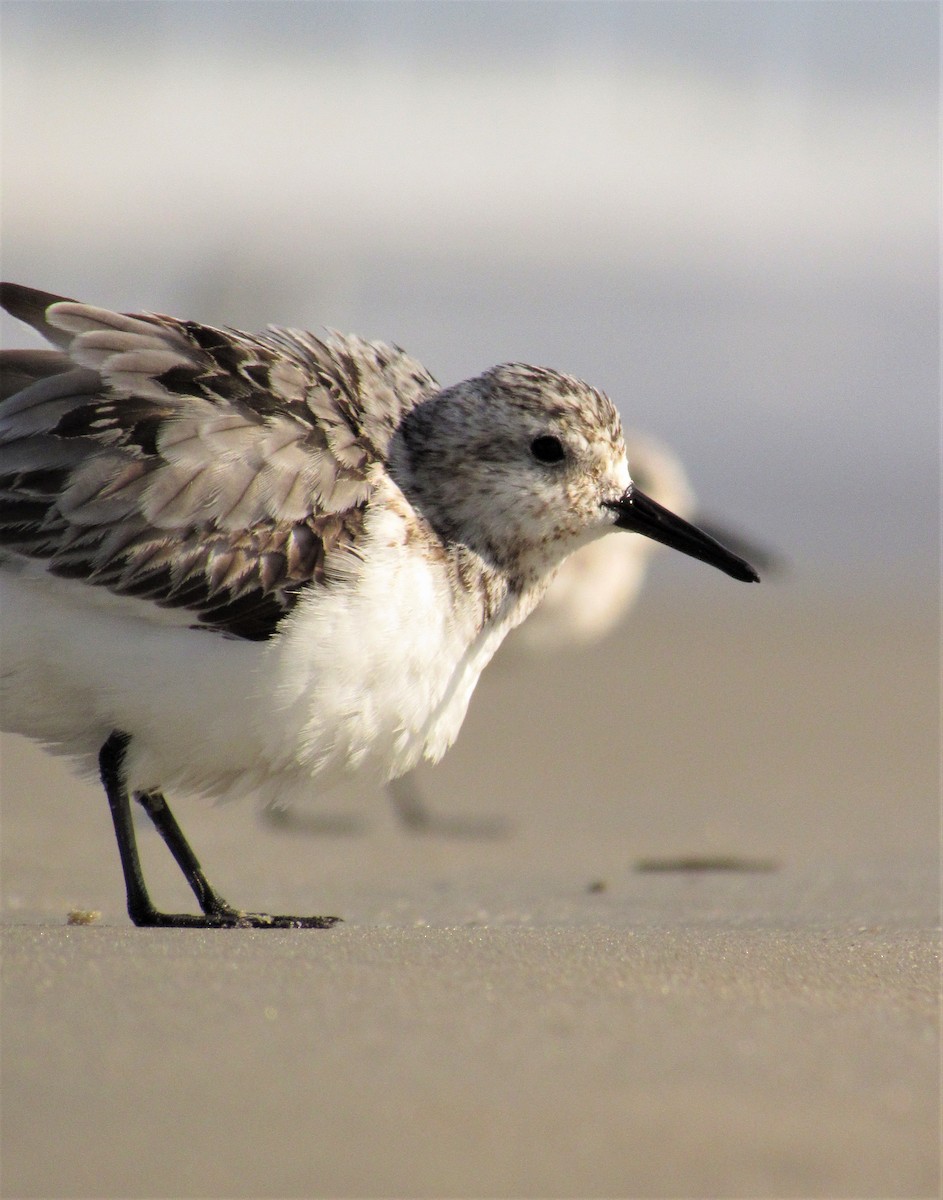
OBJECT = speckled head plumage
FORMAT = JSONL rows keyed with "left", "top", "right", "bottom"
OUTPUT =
{"left": 391, "top": 362, "right": 631, "bottom": 584}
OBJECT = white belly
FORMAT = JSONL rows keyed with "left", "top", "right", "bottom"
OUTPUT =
{"left": 0, "top": 532, "right": 520, "bottom": 808}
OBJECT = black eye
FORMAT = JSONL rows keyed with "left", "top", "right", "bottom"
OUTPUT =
{"left": 530, "top": 435, "right": 565, "bottom": 464}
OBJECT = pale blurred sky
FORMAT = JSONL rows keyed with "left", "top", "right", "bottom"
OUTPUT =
{"left": 2, "top": 1, "right": 938, "bottom": 588}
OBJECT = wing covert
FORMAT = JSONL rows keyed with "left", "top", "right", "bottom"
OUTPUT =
{"left": 0, "top": 285, "right": 436, "bottom": 640}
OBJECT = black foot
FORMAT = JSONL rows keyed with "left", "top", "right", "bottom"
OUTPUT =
{"left": 130, "top": 901, "right": 341, "bottom": 929}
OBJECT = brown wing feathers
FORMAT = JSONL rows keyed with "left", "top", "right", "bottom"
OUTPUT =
{"left": 0, "top": 285, "right": 379, "bottom": 641}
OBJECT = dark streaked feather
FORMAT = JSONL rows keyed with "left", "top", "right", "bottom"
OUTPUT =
{"left": 0, "top": 284, "right": 438, "bottom": 640}
{"left": 1, "top": 350, "right": 73, "bottom": 400}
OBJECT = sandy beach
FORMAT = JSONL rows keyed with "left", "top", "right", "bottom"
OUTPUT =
{"left": 2, "top": 584, "right": 938, "bottom": 1197}
{"left": 2, "top": 3, "right": 938, "bottom": 1192}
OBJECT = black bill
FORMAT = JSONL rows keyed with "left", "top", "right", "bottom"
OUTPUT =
{"left": 692, "top": 516, "right": 782, "bottom": 577}
{"left": 607, "top": 486, "right": 760, "bottom": 583}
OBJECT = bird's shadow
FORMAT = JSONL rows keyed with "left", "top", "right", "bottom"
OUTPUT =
{"left": 263, "top": 807, "right": 366, "bottom": 838}
{"left": 262, "top": 773, "right": 513, "bottom": 842}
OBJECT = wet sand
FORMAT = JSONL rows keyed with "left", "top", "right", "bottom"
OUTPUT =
{"left": 1, "top": 584, "right": 939, "bottom": 1197}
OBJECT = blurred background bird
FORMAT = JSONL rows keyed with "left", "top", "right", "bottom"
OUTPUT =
{"left": 267, "top": 430, "right": 776, "bottom": 836}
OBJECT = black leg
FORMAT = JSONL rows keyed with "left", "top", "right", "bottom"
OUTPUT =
{"left": 98, "top": 730, "right": 340, "bottom": 928}
{"left": 386, "top": 772, "right": 435, "bottom": 830}
{"left": 134, "top": 790, "right": 238, "bottom": 917}
{"left": 99, "top": 731, "right": 164, "bottom": 926}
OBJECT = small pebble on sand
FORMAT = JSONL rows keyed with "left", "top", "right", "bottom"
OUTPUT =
{"left": 67, "top": 909, "right": 102, "bottom": 925}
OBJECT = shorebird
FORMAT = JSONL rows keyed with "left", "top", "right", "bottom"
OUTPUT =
{"left": 0, "top": 284, "right": 759, "bottom": 927}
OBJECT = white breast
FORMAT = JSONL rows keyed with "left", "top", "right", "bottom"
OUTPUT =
{"left": 264, "top": 505, "right": 518, "bottom": 798}
{"left": 0, "top": 495, "right": 524, "bottom": 809}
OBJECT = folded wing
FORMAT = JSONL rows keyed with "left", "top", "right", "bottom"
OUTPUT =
{"left": 0, "top": 284, "right": 439, "bottom": 640}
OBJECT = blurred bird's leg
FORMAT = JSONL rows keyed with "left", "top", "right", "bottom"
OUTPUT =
{"left": 387, "top": 771, "right": 512, "bottom": 840}
{"left": 386, "top": 772, "right": 435, "bottom": 830}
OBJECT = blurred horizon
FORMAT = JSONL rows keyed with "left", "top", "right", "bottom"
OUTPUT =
{"left": 2, "top": 0, "right": 938, "bottom": 593}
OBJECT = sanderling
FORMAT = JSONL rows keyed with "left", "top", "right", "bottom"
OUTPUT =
{"left": 0, "top": 284, "right": 759, "bottom": 927}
